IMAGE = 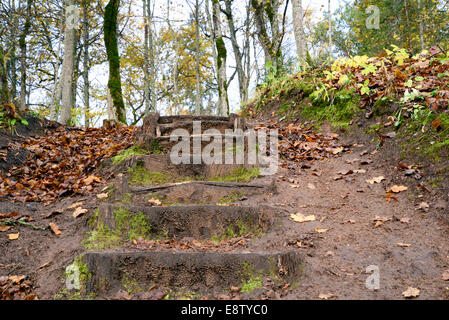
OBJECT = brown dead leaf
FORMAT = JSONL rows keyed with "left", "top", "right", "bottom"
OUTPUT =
{"left": 67, "top": 202, "right": 83, "bottom": 210}
{"left": 0, "top": 225, "right": 11, "bottom": 232}
{"left": 442, "top": 270, "right": 449, "bottom": 281}
{"left": 290, "top": 213, "right": 316, "bottom": 223}
{"left": 366, "top": 176, "right": 385, "bottom": 184}
{"left": 397, "top": 243, "right": 411, "bottom": 247}
{"left": 400, "top": 217, "right": 411, "bottom": 224}
{"left": 0, "top": 211, "right": 19, "bottom": 219}
{"left": 388, "top": 185, "right": 408, "bottom": 193}
{"left": 82, "top": 175, "right": 101, "bottom": 185}
{"left": 417, "top": 202, "right": 430, "bottom": 211}
{"left": 96, "top": 193, "right": 109, "bottom": 199}
{"left": 8, "top": 233, "right": 19, "bottom": 240}
{"left": 49, "top": 222, "right": 62, "bottom": 235}
{"left": 9, "top": 275, "right": 25, "bottom": 283}
{"left": 315, "top": 226, "right": 328, "bottom": 233}
{"left": 307, "top": 183, "right": 316, "bottom": 190}
{"left": 402, "top": 287, "right": 420, "bottom": 298}
{"left": 318, "top": 293, "right": 336, "bottom": 300}
{"left": 331, "top": 147, "right": 344, "bottom": 154}
{"left": 73, "top": 207, "right": 88, "bottom": 218}
{"left": 148, "top": 198, "right": 162, "bottom": 206}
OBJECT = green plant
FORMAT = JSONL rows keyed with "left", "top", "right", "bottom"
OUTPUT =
{"left": 112, "top": 146, "right": 148, "bottom": 164}
{"left": 209, "top": 167, "right": 260, "bottom": 183}
{"left": 240, "top": 262, "right": 263, "bottom": 293}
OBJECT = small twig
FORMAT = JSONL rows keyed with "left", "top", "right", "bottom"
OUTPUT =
{"left": 2, "top": 218, "right": 49, "bottom": 231}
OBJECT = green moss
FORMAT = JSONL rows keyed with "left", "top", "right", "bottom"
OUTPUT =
{"left": 104, "top": 0, "right": 126, "bottom": 124}
{"left": 112, "top": 146, "right": 148, "bottom": 164}
{"left": 218, "top": 191, "right": 245, "bottom": 205}
{"left": 55, "top": 256, "right": 94, "bottom": 300}
{"left": 427, "top": 177, "right": 443, "bottom": 188}
{"left": 211, "top": 217, "right": 261, "bottom": 243}
{"left": 301, "top": 88, "right": 361, "bottom": 130}
{"left": 83, "top": 223, "right": 122, "bottom": 250}
{"left": 83, "top": 208, "right": 152, "bottom": 250}
{"left": 114, "top": 207, "right": 152, "bottom": 241}
{"left": 209, "top": 167, "right": 260, "bottom": 183}
{"left": 215, "top": 37, "right": 227, "bottom": 71}
{"left": 148, "top": 139, "right": 164, "bottom": 154}
{"left": 399, "top": 111, "right": 449, "bottom": 161}
{"left": 367, "top": 124, "right": 384, "bottom": 134}
{"left": 121, "top": 274, "right": 143, "bottom": 295}
{"left": 240, "top": 262, "right": 264, "bottom": 294}
{"left": 121, "top": 193, "right": 133, "bottom": 204}
{"left": 87, "top": 208, "right": 99, "bottom": 229}
{"left": 127, "top": 163, "right": 174, "bottom": 186}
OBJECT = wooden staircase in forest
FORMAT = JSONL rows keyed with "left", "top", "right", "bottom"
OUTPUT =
{"left": 83, "top": 113, "right": 303, "bottom": 299}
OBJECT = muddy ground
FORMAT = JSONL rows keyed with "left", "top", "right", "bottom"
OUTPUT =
{"left": 0, "top": 118, "right": 448, "bottom": 300}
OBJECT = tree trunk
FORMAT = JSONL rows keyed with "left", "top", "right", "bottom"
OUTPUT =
{"left": 418, "top": 0, "right": 425, "bottom": 51}
{"left": 146, "top": 0, "right": 156, "bottom": 113}
{"left": 224, "top": 0, "right": 248, "bottom": 104}
{"left": 82, "top": 0, "right": 90, "bottom": 127}
{"left": 194, "top": 0, "right": 201, "bottom": 115}
{"left": 292, "top": 0, "right": 306, "bottom": 64}
{"left": 328, "top": 0, "right": 332, "bottom": 60}
{"left": 60, "top": 0, "right": 77, "bottom": 124}
{"left": 19, "top": 0, "right": 32, "bottom": 111}
{"left": 250, "top": 0, "right": 283, "bottom": 73}
{"left": 104, "top": 0, "right": 127, "bottom": 124}
{"left": 11, "top": 0, "right": 18, "bottom": 103}
{"left": 0, "top": 45, "right": 10, "bottom": 105}
{"left": 212, "top": 0, "right": 228, "bottom": 116}
{"left": 143, "top": 0, "right": 150, "bottom": 114}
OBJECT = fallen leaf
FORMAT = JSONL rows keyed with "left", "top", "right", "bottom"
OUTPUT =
{"left": 73, "top": 207, "right": 88, "bottom": 218}
{"left": 49, "top": 222, "right": 62, "bottom": 235}
{"left": 338, "top": 169, "right": 353, "bottom": 176}
{"left": 0, "top": 211, "right": 19, "bottom": 219}
{"left": 374, "top": 216, "right": 391, "bottom": 222}
{"left": 192, "top": 240, "right": 202, "bottom": 247}
{"left": 315, "top": 226, "right": 328, "bottom": 233}
{"left": 44, "top": 209, "right": 64, "bottom": 219}
{"left": 442, "top": 270, "right": 449, "bottom": 281}
{"left": 397, "top": 243, "right": 411, "bottom": 247}
{"left": 385, "top": 192, "right": 398, "bottom": 203}
{"left": 388, "top": 185, "right": 408, "bottom": 193}
{"left": 9, "top": 275, "right": 25, "bottom": 283}
{"left": 331, "top": 147, "right": 344, "bottom": 154}
{"left": 432, "top": 119, "right": 441, "bottom": 130}
{"left": 0, "top": 225, "right": 11, "bottom": 232}
{"left": 307, "top": 183, "right": 316, "bottom": 190}
{"left": 97, "top": 193, "right": 109, "bottom": 199}
{"left": 417, "top": 202, "right": 430, "bottom": 211}
{"left": 318, "top": 293, "right": 335, "bottom": 300}
{"left": 148, "top": 198, "right": 162, "bottom": 206}
{"left": 67, "top": 202, "right": 83, "bottom": 210}
{"left": 400, "top": 217, "right": 411, "bottom": 224}
{"left": 289, "top": 184, "right": 300, "bottom": 189}
{"left": 8, "top": 233, "right": 19, "bottom": 240}
{"left": 366, "top": 176, "right": 385, "bottom": 184}
{"left": 402, "top": 287, "right": 420, "bottom": 298}
{"left": 290, "top": 213, "right": 316, "bottom": 223}
{"left": 82, "top": 175, "right": 101, "bottom": 185}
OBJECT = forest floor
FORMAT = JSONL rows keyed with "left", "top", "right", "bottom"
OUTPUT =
{"left": 0, "top": 115, "right": 448, "bottom": 300}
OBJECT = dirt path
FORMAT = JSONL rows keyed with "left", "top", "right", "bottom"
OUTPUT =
{"left": 248, "top": 138, "right": 449, "bottom": 299}
{"left": 1, "top": 118, "right": 448, "bottom": 300}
